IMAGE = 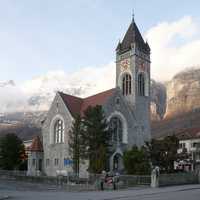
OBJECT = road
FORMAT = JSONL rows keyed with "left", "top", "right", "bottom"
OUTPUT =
{"left": 0, "top": 179, "right": 200, "bottom": 200}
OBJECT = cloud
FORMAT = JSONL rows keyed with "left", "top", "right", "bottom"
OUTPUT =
{"left": 22, "top": 62, "right": 115, "bottom": 97}
{"left": 0, "top": 63, "right": 115, "bottom": 113}
{"left": 145, "top": 16, "right": 200, "bottom": 81}
{"left": 0, "top": 81, "right": 29, "bottom": 113}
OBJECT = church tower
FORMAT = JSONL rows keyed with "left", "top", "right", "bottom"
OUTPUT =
{"left": 116, "top": 17, "right": 151, "bottom": 142}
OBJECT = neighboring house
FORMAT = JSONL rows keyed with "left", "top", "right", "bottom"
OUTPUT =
{"left": 27, "top": 17, "right": 151, "bottom": 177}
{"left": 176, "top": 128, "right": 200, "bottom": 171}
{"left": 27, "top": 136, "right": 43, "bottom": 176}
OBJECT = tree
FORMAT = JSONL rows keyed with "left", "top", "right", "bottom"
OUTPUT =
{"left": 0, "top": 133, "right": 25, "bottom": 170}
{"left": 82, "top": 105, "right": 110, "bottom": 173}
{"left": 68, "top": 114, "right": 84, "bottom": 177}
{"left": 147, "top": 135, "right": 179, "bottom": 173}
{"left": 123, "top": 146, "right": 151, "bottom": 175}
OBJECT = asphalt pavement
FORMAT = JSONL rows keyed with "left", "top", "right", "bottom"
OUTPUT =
{"left": 0, "top": 179, "right": 200, "bottom": 200}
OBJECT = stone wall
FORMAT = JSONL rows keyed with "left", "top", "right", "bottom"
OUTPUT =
{"left": 151, "top": 172, "right": 199, "bottom": 187}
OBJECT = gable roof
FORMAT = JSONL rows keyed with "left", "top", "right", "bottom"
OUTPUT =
{"left": 59, "top": 92, "right": 82, "bottom": 117}
{"left": 116, "top": 21, "right": 150, "bottom": 54}
{"left": 176, "top": 128, "right": 200, "bottom": 140}
{"left": 29, "top": 136, "right": 43, "bottom": 152}
{"left": 59, "top": 88, "right": 116, "bottom": 117}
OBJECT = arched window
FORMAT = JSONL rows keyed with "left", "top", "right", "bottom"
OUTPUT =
{"left": 109, "top": 117, "right": 123, "bottom": 143}
{"left": 122, "top": 74, "right": 131, "bottom": 96}
{"left": 138, "top": 73, "right": 145, "bottom": 96}
{"left": 54, "top": 119, "right": 64, "bottom": 143}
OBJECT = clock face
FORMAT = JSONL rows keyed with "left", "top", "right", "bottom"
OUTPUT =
{"left": 139, "top": 62, "right": 146, "bottom": 71}
{"left": 120, "top": 59, "right": 130, "bottom": 71}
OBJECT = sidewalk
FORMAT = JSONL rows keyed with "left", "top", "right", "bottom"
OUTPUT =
{"left": 1, "top": 183, "right": 200, "bottom": 200}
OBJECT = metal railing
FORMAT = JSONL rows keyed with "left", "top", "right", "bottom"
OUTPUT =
{"left": 0, "top": 170, "right": 151, "bottom": 188}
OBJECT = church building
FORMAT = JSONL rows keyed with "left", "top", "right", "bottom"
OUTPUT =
{"left": 27, "top": 17, "right": 151, "bottom": 177}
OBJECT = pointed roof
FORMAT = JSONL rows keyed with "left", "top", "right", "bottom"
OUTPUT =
{"left": 116, "top": 21, "right": 150, "bottom": 54}
{"left": 29, "top": 136, "right": 43, "bottom": 152}
{"left": 59, "top": 88, "right": 116, "bottom": 117}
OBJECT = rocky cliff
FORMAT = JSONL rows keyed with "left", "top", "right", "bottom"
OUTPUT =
{"left": 152, "top": 67, "right": 200, "bottom": 138}
{"left": 150, "top": 80, "right": 167, "bottom": 121}
{"left": 164, "top": 68, "right": 200, "bottom": 118}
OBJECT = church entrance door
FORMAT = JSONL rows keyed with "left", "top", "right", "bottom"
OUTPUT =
{"left": 113, "top": 153, "right": 123, "bottom": 172}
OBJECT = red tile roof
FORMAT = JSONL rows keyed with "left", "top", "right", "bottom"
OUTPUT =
{"left": 176, "top": 128, "right": 200, "bottom": 140}
{"left": 29, "top": 136, "right": 43, "bottom": 152}
{"left": 59, "top": 88, "right": 115, "bottom": 117}
{"left": 59, "top": 92, "right": 82, "bottom": 116}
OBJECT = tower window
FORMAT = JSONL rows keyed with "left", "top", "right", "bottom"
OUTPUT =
{"left": 122, "top": 74, "right": 131, "bottom": 96}
{"left": 138, "top": 73, "right": 145, "bottom": 96}
{"left": 54, "top": 119, "right": 64, "bottom": 143}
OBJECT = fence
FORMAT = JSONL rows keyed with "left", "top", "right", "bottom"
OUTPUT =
{"left": 1, "top": 170, "right": 198, "bottom": 189}
{"left": 118, "top": 175, "right": 151, "bottom": 187}
{"left": 0, "top": 170, "right": 96, "bottom": 191}
{"left": 0, "top": 170, "right": 151, "bottom": 190}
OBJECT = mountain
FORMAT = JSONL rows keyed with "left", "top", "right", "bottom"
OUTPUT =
{"left": 152, "top": 67, "right": 200, "bottom": 138}
{"left": 0, "top": 111, "right": 46, "bottom": 140}
{"left": 164, "top": 68, "right": 200, "bottom": 118}
{"left": 150, "top": 80, "right": 167, "bottom": 121}
{"left": 0, "top": 122, "right": 41, "bottom": 141}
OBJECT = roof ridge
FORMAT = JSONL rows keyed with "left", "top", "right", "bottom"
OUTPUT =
{"left": 58, "top": 88, "right": 116, "bottom": 117}
{"left": 58, "top": 91, "right": 83, "bottom": 100}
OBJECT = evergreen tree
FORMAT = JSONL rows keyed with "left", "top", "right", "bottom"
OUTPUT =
{"left": 68, "top": 114, "right": 84, "bottom": 177}
{"left": 0, "top": 133, "right": 25, "bottom": 170}
{"left": 147, "top": 135, "right": 179, "bottom": 173}
{"left": 82, "top": 105, "right": 110, "bottom": 173}
{"left": 123, "top": 146, "right": 151, "bottom": 175}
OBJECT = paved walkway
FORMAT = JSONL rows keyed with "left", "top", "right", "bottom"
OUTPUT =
{"left": 0, "top": 179, "right": 200, "bottom": 200}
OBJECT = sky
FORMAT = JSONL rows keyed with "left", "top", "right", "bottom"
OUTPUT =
{"left": 1, "top": 0, "right": 200, "bottom": 112}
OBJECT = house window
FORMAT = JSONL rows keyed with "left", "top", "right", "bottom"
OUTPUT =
{"left": 192, "top": 142, "right": 200, "bottom": 148}
{"left": 138, "top": 73, "right": 145, "bottom": 96}
{"left": 54, "top": 119, "right": 64, "bottom": 143}
{"left": 109, "top": 117, "right": 123, "bottom": 143}
{"left": 179, "top": 143, "right": 186, "bottom": 149}
{"left": 122, "top": 74, "right": 131, "bottom": 96}
{"left": 54, "top": 158, "right": 59, "bottom": 166}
